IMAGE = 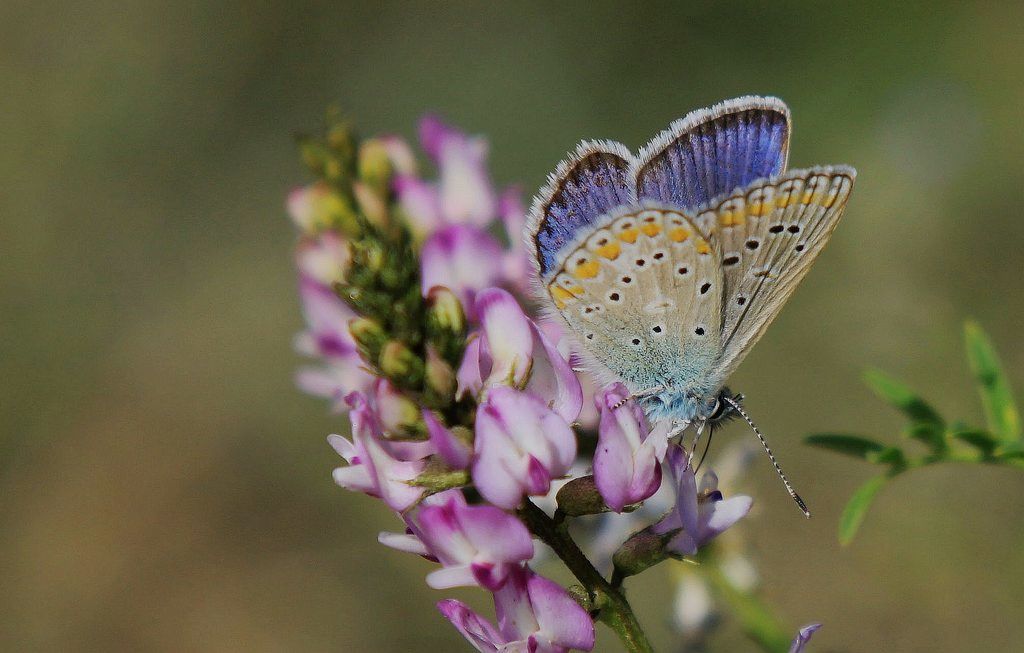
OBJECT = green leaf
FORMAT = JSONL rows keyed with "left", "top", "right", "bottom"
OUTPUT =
{"left": 863, "top": 369, "right": 944, "bottom": 427}
{"left": 839, "top": 475, "right": 887, "bottom": 545}
{"left": 951, "top": 428, "right": 998, "bottom": 456}
{"left": 805, "top": 433, "right": 886, "bottom": 460}
{"left": 867, "top": 446, "right": 908, "bottom": 472}
{"left": 964, "top": 321, "right": 1021, "bottom": 442}
{"left": 902, "top": 422, "right": 947, "bottom": 453}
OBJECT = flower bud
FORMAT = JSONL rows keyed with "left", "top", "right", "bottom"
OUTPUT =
{"left": 358, "top": 138, "right": 393, "bottom": 196}
{"left": 380, "top": 341, "right": 425, "bottom": 387}
{"left": 349, "top": 317, "right": 387, "bottom": 361}
{"left": 426, "top": 287, "right": 466, "bottom": 364}
{"left": 353, "top": 180, "right": 389, "bottom": 230}
{"left": 555, "top": 475, "right": 610, "bottom": 517}
{"left": 424, "top": 347, "right": 456, "bottom": 405}
{"left": 611, "top": 527, "right": 676, "bottom": 579}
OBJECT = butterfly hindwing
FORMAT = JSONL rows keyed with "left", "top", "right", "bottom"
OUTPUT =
{"left": 527, "top": 141, "right": 633, "bottom": 280}
{"left": 699, "top": 167, "right": 857, "bottom": 385}
{"left": 545, "top": 208, "right": 723, "bottom": 392}
{"left": 632, "top": 96, "right": 790, "bottom": 212}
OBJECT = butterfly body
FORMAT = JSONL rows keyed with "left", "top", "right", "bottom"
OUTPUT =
{"left": 527, "top": 97, "right": 855, "bottom": 433}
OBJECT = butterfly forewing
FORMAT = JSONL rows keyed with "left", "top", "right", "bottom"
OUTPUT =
{"left": 545, "top": 208, "right": 723, "bottom": 391}
{"left": 702, "top": 167, "right": 856, "bottom": 385}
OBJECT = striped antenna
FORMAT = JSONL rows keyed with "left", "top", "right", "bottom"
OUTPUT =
{"left": 724, "top": 396, "right": 811, "bottom": 518}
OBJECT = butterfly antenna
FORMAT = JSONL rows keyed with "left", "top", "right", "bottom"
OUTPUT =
{"left": 724, "top": 396, "right": 811, "bottom": 518}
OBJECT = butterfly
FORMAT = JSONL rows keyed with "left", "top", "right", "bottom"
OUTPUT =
{"left": 525, "top": 96, "right": 856, "bottom": 514}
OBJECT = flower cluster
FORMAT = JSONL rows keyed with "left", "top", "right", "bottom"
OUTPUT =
{"left": 286, "top": 112, "right": 820, "bottom": 652}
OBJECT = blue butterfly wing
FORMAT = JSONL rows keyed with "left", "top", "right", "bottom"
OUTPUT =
{"left": 633, "top": 96, "right": 790, "bottom": 212}
{"left": 527, "top": 140, "right": 633, "bottom": 280}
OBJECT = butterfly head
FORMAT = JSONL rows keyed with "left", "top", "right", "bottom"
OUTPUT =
{"left": 700, "top": 387, "right": 742, "bottom": 431}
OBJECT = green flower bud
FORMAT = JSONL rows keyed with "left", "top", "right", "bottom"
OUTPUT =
{"left": 612, "top": 527, "right": 678, "bottom": 578}
{"left": 555, "top": 475, "right": 610, "bottom": 517}
{"left": 349, "top": 317, "right": 387, "bottom": 360}
{"left": 380, "top": 341, "right": 424, "bottom": 387}
{"left": 424, "top": 347, "right": 456, "bottom": 406}
{"left": 358, "top": 138, "right": 393, "bottom": 196}
{"left": 353, "top": 180, "right": 389, "bottom": 230}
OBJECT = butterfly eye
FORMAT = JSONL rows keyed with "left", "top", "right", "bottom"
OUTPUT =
{"left": 709, "top": 398, "right": 727, "bottom": 420}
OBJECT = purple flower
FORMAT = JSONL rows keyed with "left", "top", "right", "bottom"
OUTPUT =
{"left": 413, "top": 491, "right": 534, "bottom": 590}
{"left": 654, "top": 445, "right": 752, "bottom": 556}
{"left": 419, "top": 114, "right": 497, "bottom": 227}
{"left": 328, "top": 393, "right": 433, "bottom": 511}
{"left": 393, "top": 174, "right": 442, "bottom": 234}
{"left": 593, "top": 384, "right": 668, "bottom": 512}
{"left": 423, "top": 409, "right": 472, "bottom": 470}
{"left": 458, "top": 288, "right": 582, "bottom": 423}
{"left": 294, "top": 277, "right": 373, "bottom": 405}
{"left": 438, "top": 566, "right": 595, "bottom": 653}
{"left": 286, "top": 182, "right": 330, "bottom": 232}
{"left": 473, "top": 387, "right": 577, "bottom": 510}
{"left": 789, "top": 623, "right": 822, "bottom": 652}
{"left": 421, "top": 225, "right": 505, "bottom": 314}
{"left": 295, "top": 230, "right": 350, "bottom": 287}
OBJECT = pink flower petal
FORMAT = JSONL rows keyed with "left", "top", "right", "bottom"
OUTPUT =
{"left": 476, "top": 288, "right": 534, "bottom": 386}
{"left": 423, "top": 409, "right": 472, "bottom": 470}
{"left": 437, "top": 599, "right": 503, "bottom": 653}
{"left": 527, "top": 573, "right": 596, "bottom": 651}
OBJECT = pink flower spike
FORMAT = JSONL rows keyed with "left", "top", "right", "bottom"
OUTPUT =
{"left": 421, "top": 226, "right": 504, "bottom": 314}
{"left": 593, "top": 384, "right": 666, "bottom": 512}
{"left": 423, "top": 409, "right": 472, "bottom": 470}
{"left": 473, "top": 387, "right": 577, "bottom": 510}
{"left": 416, "top": 491, "right": 533, "bottom": 591}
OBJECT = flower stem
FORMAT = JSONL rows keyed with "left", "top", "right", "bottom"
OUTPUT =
{"left": 518, "top": 500, "right": 654, "bottom": 653}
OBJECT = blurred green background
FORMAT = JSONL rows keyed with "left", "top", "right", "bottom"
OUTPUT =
{"left": 3, "top": 1, "right": 1023, "bottom": 651}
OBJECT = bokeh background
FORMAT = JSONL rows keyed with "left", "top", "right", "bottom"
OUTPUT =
{"left": 4, "top": 2, "right": 1024, "bottom": 651}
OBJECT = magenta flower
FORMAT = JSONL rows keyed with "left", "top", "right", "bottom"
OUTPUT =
{"left": 790, "top": 623, "right": 822, "bottom": 652}
{"left": 413, "top": 490, "right": 534, "bottom": 590}
{"left": 593, "top": 384, "right": 668, "bottom": 512}
{"left": 473, "top": 386, "right": 577, "bottom": 510}
{"left": 294, "top": 277, "right": 373, "bottom": 405}
{"left": 654, "top": 445, "right": 753, "bottom": 556}
{"left": 328, "top": 393, "right": 433, "bottom": 511}
{"left": 421, "top": 225, "right": 505, "bottom": 313}
{"left": 423, "top": 409, "right": 472, "bottom": 470}
{"left": 419, "top": 114, "right": 498, "bottom": 228}
{"left": 458, "top": 288, "right": 582, "bottom": 423}
{"left": 438, "top": 565, "right": 595, "bottom": 653}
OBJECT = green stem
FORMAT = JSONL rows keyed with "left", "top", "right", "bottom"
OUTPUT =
{"left": 702, "top": 564, "right": 790, "bottom": 653}
{"left": 518, "top": 500, "right": 654, "bottom": 653}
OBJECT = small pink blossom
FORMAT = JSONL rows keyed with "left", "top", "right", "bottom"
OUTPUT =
{"left": 593, "top": 384, "right": 668, "bottom": 512}
{"left": 419, "top": 114, "right": 497, "bottom": 227}
{"left": 654, "top": 445, "right": 752, "bottom": 556}
{"left": 473, "top": 387, "right": 577, "bottom": 510}
{"left": 328, "top": 393, "right": 433, "bottom": 511}
{"left": 414, "top": 491, "right": 534, "bottom": 591}
{"left": 438, "top": 565, "right": 595, "bottom": 653}
{"left": 420, "top": 225, "right": 505, "bottom": 314}
{"left": 458, "top": 288, "right": 582, "bottom": 423}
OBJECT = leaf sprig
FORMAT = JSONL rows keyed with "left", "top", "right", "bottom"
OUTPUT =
{"left": 805, "top": 321, "right": 1022, "bottom": 544}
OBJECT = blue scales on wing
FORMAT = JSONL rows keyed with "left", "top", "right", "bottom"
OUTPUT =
{"left": 633, "top": 96, "right": 791, "bottom": 213}
{"left": 529, "top": 141, "right": 633, "bottom": 279}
